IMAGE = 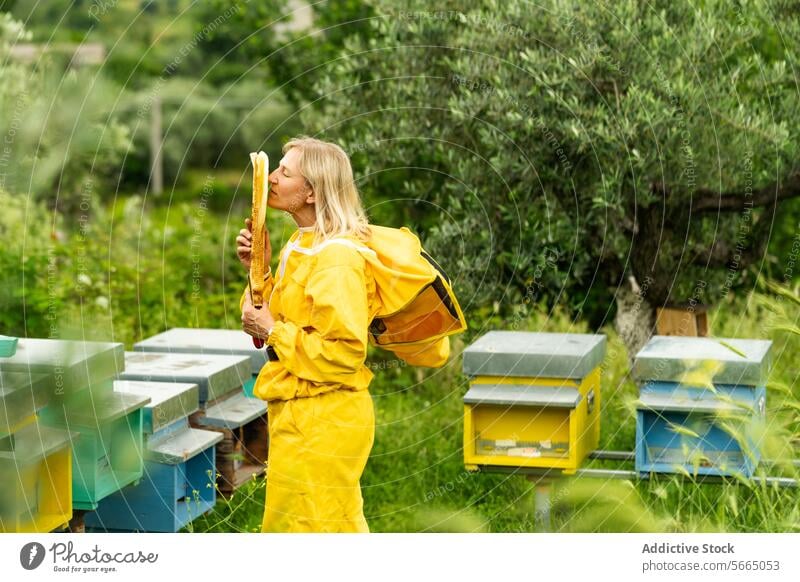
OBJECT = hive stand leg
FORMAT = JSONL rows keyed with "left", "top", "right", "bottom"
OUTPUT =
{"left": 215, "top": 429, "right": 236, "bottom": 498}
{"left": 242, "top": 414, "right": 268, "bottom": 467}
{"left": 189, "top": 410, "right": 239, "bottom": 498}
{"left": 527, "top": 476, "right": 553, "bottom": 532}
{"left": 68, "top": 510, "right": 86, "bottom": 533}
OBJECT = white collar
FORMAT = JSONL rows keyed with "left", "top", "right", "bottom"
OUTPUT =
{"left": 297, "top": 226, "right": 315, "bottom": 232}
{"left": 277, "top": 236, "right": 374, "bottom": 277}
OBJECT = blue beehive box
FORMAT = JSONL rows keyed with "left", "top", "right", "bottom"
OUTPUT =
{"left": 118, "top": 352, "right": 267, "bottom": 496}
{"left": 132, "top": 328, "right": 269, "bottom": 398}
{"left": 85, "top": 381, "right": 222, "bottom": 532}
{"left": 632, "top": 336, "right": 771, "bottom": 478}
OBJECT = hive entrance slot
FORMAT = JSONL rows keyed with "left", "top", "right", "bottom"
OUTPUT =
{"left": 646, "top": 446, "right": 745, "bottom": 467}
{"left": 477, "top": 439, "right": 570, "bottom": 458}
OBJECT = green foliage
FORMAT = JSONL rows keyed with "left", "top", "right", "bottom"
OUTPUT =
{"left": 10, "top": 0, "right": 196, "bottom": 88}
{"left": 193, "top": 0, "right": 375, "bottom": 104}
{"left": 188, "top": 0, "right": 286, "bottom": 86}
{"left": 0, "top": 15, "right": 131, "bottom": 212}
{"left": 0, "top": 190, "right": 55, "bottom": 337}
{"left": 2, "top": 0, "right": 797, "bottom": 535}
{"left": 294, "top": 0, "right": 800, "bottom": 323}
{"left": 0, "top": 181, "right": 309, "bottom": 345}
{"left": 118, "top": 78, "right": 296, "bottom": 188}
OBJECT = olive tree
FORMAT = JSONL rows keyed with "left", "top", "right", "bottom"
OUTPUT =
{"left": 221, "top": 0, "right": 800, "bottom": 353}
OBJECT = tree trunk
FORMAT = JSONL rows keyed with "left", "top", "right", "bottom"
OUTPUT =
{"left": 614, "top": 275, "right": 656, "bottom": 366}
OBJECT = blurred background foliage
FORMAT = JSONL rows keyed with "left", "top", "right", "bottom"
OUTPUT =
{"left": 0, "top": 0, "right": 797, "bottom": 532}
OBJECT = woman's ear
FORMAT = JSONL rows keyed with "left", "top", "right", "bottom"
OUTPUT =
{"left": 302, "top": 179, "right": 315, "bottom": 204}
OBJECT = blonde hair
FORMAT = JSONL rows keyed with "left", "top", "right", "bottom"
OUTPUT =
{"left": 282, "top": 136, "right": 371, "bottom": 244}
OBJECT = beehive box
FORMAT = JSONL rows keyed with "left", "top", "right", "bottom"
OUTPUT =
{"left": 118, "top": 352, "right": 266, "bottom": 496}
{"left": 133, "top": 328, "right": 270, "bottom": 398}
{"left": 632, "top": 336, "right": 771, "bottom": 478}
{"left": 190, "top": 390, "right": 268, "bottom": 496}
{"left": 119, "top": 352, "right": 251, "bottom": 406}
{"left": 85, "top": 381, "right": 222, "bottom": 532}
{"left": 0, "top": 339, "right": 124, "bottom": 399}
{"left": 0, "top": 419, "right": 74, "bottom": 532}
{"left": 40, "top": 390, "right": 150, "bottom": 511}
{"left": 462, "top": 331, "right": 607, "bottom": 474}
{"left": 1, "top": 370, "right": 52, "bottom": 437}
{"left": 1, "top": 339, "right": 148, "bottom": 513}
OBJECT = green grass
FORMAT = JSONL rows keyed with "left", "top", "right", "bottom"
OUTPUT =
{"left": 4, "top": 194, "right": 795, "bottom": 533}
{"left": 190, "top": 292, "right": 799, "bottom": 533}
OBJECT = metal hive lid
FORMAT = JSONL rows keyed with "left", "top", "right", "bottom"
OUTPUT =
{"left": 0, "top": 421, "right": 75, "bottom": 464}
{"left": 0, "top": 339, "right": 124, "bottom": 394}
{"left": 147, "top": 426, "right": 223, "bottom": 465}
{"left": 44, "top": 390, "right": 151, "bottom": 426}
{"left": 113, "top": 380, "right": 199, "bottom": 434}
{"left": 197, "top": 391, "right": 267, "bottom": 430}
{"left": 463, "top": 331, "right": 607, "bottom": 379}
{"left": 119, "top": 352, "right": 251, "bottom": 404}
{"left": 0, "top": 371, "right": 52, "bottom": 435}
{"left": 134, "top": 328, "right": 269, "bottom": 375}
{"left": 464, "top": 384, "right": 581, "bottom": 408}
{"left": 632, "top": 336, "right": 772, "bottom": 386}
{"left": 637, "top": 391, "right": 758, "bottom": 415}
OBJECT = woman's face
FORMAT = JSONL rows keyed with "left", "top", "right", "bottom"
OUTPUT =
{"left": 267, "top": 148, "right": 315, "bottom": 212}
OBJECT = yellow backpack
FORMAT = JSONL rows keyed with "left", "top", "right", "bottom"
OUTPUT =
{"left": 326, "top": 225, "right": 467, "bottom": 351}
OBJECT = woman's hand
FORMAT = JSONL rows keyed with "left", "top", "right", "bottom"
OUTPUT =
{"left": 236, "top": 217, "right": 272, "bottom": 271}
{"left": 241, "top": 293, "right": 276, "bottom": 340}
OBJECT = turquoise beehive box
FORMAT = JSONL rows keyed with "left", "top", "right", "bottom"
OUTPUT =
{"left": 0, "top": 335, "right": 18, "bottom": 358}
{"left": 41, "top": 389, "right": 150, "bottom": 511}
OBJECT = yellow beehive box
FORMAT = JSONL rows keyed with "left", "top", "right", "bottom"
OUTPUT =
{"left": 462, "top": 332, "right": 606, "bottom": 474}
{"left": 0, "top": 418, "right": 74, "bottom": 532}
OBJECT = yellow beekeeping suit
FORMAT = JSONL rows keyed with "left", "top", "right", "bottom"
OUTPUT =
{"left": 240, "top": 227, "right": 380, "bottom": 532}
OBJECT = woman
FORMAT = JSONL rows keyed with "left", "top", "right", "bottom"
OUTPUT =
{"left": 237, "top": 136, "right": 382, "bottom": 533}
